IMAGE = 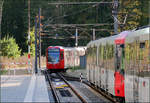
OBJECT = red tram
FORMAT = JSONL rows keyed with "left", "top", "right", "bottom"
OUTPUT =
{"left": 46, "top": 46, "right": 64, "bottom": 71}
{"left": 46, "top": 46, "right": 86, "bottom": 71}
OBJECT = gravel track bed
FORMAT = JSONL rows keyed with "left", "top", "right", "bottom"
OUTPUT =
{"left": 66, "top": 69, "right": 87, "bottom": 78}
{"left": 68, "top": 81, "right": 112, "bottom": 103}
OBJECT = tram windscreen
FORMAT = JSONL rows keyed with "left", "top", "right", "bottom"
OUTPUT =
{"left": 48, "top": 48, "right": 60, "bottom": 63}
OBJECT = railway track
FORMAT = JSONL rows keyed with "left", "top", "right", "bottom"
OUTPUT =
{"left": 45, "top": 70, "right": 87, "bottom": 103}
{"left": 61, "top": 73, "right": 118, "bottom": 103}
{"left": 45, "top": 70, "right": 60, "bottom": 102}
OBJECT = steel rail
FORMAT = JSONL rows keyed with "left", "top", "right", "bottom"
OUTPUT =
{"left": 83, "top": 81, "right": 118, "bottom": 103}
{"left": 45, "top": 71, "right": 60, "bottom": 103}
{"left": 61, "top": 73, "right": 118, "bottom": 103}
{"left": 57, "top": 73, "right": 88, "bottom": 103}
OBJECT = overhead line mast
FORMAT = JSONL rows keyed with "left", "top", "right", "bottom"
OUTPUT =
{"left": 38, "top": 8, "right": 41, "bottom": 72}
{"left": 113, "top": 0, "right": 118, "bottom": 34}
{"left": 41, "top": 1, "right": 118, "bottom": 47}
{"left": 28, "top": 0, "right": 31, "bottom": 73}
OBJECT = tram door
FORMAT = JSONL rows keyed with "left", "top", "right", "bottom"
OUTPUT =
{"left": 114, "top": 44, "right": 125, "bottom": 97}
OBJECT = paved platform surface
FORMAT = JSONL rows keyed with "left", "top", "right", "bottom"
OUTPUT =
{"left": 1, "top": 75, "right": 50, "bottom": 102}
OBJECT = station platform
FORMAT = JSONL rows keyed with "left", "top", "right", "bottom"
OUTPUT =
{"left": 1, "top": 74, "right": 50, "bottom": 102}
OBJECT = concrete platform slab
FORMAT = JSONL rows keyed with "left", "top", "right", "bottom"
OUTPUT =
{"left": 1, "top": 75, "right": 31, "bottom": 102}
{"left": 1, "top": 75, "right": 50, "bottom": 102}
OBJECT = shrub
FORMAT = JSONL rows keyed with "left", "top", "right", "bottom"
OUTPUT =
{"left": 0, "top": 69, "right": 7, "bottom": 75}
{"left": 0, "top": 36, "right": 21, "bottom": 58}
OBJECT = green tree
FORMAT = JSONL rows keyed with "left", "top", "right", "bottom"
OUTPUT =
{"left": 1, "top": 0, "right": 27, "bottom": 52}
{"left": 118, "top": 0, "right": 142, "bottom": 32}
{"left": 1, "top": 0, "right": 149, "bottom": 55}
{"left": 0, "top": 36, "right": 21, "bottom": 58}
{"left": 139, "top": 0, "right": 149, "bottom": 26}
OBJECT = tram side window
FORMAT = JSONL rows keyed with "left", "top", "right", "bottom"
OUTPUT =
{"left": 107, "top": 45, "right": 113, "bottom": 59}
{"left": 111, "top": 45, "right": 114, "bottom": 59}
{"left": 99, "top": 45, "right": 104, "bottom": 65}
{"left": 146, "top": 40, "right": 150, "bottom": 64}
{"left": 103, "top": 46, "right": 106, "bottom": 60}
{"left": 140, "top": 42, "right": 145, "bottom": 49}
{"left": 125, "top": 43, "right": 131, "bottom": 70}
{"left": 94, "top": 47, "right": 97, "bottom": 63}
{"left": 92, "top": 47, "right": 95, "bottom": 63}
{"left": 98, "top": 45, "right": 101, "bottom": 64}
{"left": 89, "top": 48, "right": 91, "bottom": 61}
{"left": 88, "top": 47, "right": 91, "bottom": 63}
{"left": 92, "top": 48, "right": 94, "bottom": 62}
{"left": 106, "top": 45, "right": 108, "bottom": 60}
{"left": 106, "top": 44, "right": 109, "bottom": 68}
{"left": 102, "top": 46, "right": 104, "bottom": 60}
{"left": 91, "top": 48, "right": 93, "bottom": 62}
{"left": 108, "top": 46, "right": 110, "bottom": 59}
{"left": 87, "top": 48, "right": 90, "bottom": 64}
{"left": 128, "top": 44, "right": 132, "bottom": 63}
{"left": 108, "top": 45, "right": 114, "bottom": 70}
{"left": 139, "top": 42, "right": 145, "bottom": 60}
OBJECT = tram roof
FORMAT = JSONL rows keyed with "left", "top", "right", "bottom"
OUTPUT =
{"left": 87, "top": 39, "right": 101, "bottom": 47}
{"left": 48, "top": 46, "right": 64, "bottom": 49}
{"left": 105, "top": 35, "right": 118, "bottom": 45}
{"left": 87, "top": 26, "right": 150, "bottom": 48}
{"left": 115, "top": 31, "right": 131, "bottom": 45}
{"left": 125, "top": 27, "right": 150, "bottom": 43}
{"left": 87, "top": 40, "right": 94, "bottom": 47}
{"left": 87, "top": 35, "right": 118, "bottom": 47}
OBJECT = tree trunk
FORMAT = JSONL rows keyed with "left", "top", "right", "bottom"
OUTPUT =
{"left": 0, "top": 0, "right": 4, "bottom": 39}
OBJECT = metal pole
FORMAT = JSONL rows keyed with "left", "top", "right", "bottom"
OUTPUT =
{"left": 28, "top": 0, "right": 31, "bottom": 72}
{"left": 113, "top": 0, "right": 118, "bottom": 34}
{"left": 149, "top": 1, "right": 150, "bottom": 71}
{"left": 38, "top": 8, "right": 41, "bottom": 70}
{"left": 75, "top": 28, "right": 78, "bottom": 47}
{"left": 93, "top": 28, "right": 95, "bottom": 40}
{"left": 35, "top": 17, "right": 38, "bottom": 74}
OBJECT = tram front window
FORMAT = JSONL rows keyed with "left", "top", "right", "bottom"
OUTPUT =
{"left": 48, "top": 48, "right": 60, "bottom": 63}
